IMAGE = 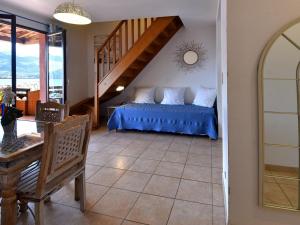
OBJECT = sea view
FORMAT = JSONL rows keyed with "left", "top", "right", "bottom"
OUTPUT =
{"left": 0, "top": 78, "right": 63, "bottom": 90}
{"left": 0, "top": 40, "right": 64, "bottom": 92}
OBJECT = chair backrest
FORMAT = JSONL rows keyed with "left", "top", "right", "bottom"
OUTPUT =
{"left": 35, "top": 100, "right": 69, "bottom": 122}
{"left": 35, "top": 114, "right": 91, "bottom": 197}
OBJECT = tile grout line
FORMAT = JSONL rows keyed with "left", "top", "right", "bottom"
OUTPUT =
{"left": 86, "top": 137, "right": 142, "bottom": 211}
{"left": 164, "top": 137, "right": 192, "bottom": 225}
{"left": 86, "top": 133, "right": 218, "bottom": 224}
{"left": 87, "top": 138, "right": 219, "bottom": 184}
{"left": 85, "top": 166, "right": 103, "bottom": 180}
{"left": 82, "top": 182, "right": 219, "bottom": 207}
{"left": 119, "top": 136, "right": 175, "bottom": 225}
{"left": 87, "top": 154, "right": 223, "bottom": 184}
{"left": 85, "top": 134, "right": 170, "bottom": 224}
{"left": 50, "top": 201, "right": 149, "bottom": 224}
{"left": 52, "top": 134, "right": 218, "bottom": 225}
{"left": 87, "top": 148, "right": 142, "bottom": 211}
{"left": 90, "top": 166, "right": 218, "bottom": 184}
{"left": 52, "top": 187, "right": 218, "bottom": 214}
{"left": 86, "top": 143, "right": 221, "bottom": 185}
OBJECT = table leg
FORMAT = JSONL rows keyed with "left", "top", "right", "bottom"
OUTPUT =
{"left": 0, "top": 172, "right": 21, "bottom": 225}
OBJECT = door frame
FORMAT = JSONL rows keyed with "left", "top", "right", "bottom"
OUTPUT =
{"left": 0, "top": 14, "right": 16, "bottom": 93}
{"left": 63, "top": 30, "right": 67, "bottom": 103}
{"left": 0, "top": 15, "right": 67, "bottom": 103}
{"left": 46, "top": 30, "right": 67, "bottom": 103}
{"left": 16, "top": 24, "right": 48, "bottom": 103}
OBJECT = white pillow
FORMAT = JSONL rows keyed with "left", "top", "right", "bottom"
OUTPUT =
{"left": 161, "top": 87, "right": 185, "bottom": 105}
{"left": 193, "top": 87, "right": 217, "bottom": 107}
{"left": 133, "top": 87, "right": 156, "bottom": 104}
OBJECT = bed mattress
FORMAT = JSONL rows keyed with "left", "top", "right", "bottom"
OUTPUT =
{"left": 107, "top": 103, "right": 218, "bottom": 139}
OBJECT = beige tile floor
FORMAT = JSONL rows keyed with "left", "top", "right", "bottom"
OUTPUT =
{"left": 16, "top": 128, "right": 225, "bottom": 225}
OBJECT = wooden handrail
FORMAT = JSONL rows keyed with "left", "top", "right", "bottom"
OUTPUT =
{"left": 96, "top": 17, "right": 156, "bottom": 82}
{"left": 96, "top": 20, "right": 126, "bottom": 54}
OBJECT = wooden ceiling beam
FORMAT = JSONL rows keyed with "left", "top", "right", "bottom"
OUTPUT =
{"left": 0, "top": 35, "right": 24, "bottom": 44}
{"left": 0, "top": 27, "right": 9, "bottom": 33}
{"left": 0, "top": 35, "right": 40, "bottom": 44}
{"left": 0, "top": 24, "right": 41, "bottom": 44}
{"left": 18, "top": 31, "right": 38, "bottom": 39}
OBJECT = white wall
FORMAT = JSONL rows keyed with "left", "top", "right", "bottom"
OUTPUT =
{"left": 103, "top": 25, "right": 217, "bottom": 109}
{"left": 0, "top": 2, "right": 93, "bottom": 106}
{"left": 65, "top": 21, "right": 218, "bottom": 117}
{"left": 227, "top": 0, "right": 300, "bottom": 224}
{"left": 64, "top": 21, "right": 118, "bottom": 105}
{"left": 65, "top": 25, "right": 89, "bottom": 105}
{"left": 216, "top": 4, "right": 223, "bottom": 137}
{"left": 217, "top": 0, "right": 229, "bottom": 222}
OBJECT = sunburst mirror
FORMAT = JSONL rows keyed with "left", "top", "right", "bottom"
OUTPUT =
{"left": 174, "top": 41, "right": 206, "bottom": 72}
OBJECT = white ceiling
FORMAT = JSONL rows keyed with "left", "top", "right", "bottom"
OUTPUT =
{"left": 0, "top": 0, "right": 218, "bottom": 26}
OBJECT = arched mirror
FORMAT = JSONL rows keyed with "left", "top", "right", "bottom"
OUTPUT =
{"left": 259, "top": 19, "right": 300, "bottom": 211}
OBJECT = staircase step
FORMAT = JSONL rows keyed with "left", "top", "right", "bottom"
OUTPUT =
{"left": 144, "top": 45, "right": 157, "bottom": 54}
{"left": 136, "top": 52, "right": 153, "bottom": 63}
{"left": 153, "top": 38, "right": 164, "bottom": 46}
{"left": 97, "top": 16, "right": 183, "bottom": 99}
{"left": 169, "top": 21, "right": 179, "bottom": 30}
{"left": 129, "top": 62, "right": 145, "bottom": 70}
{"left": 123, "top": 68, "right": 140, "bottom": 77}
{"left": 95, "top": 16, "right": 183, "bottom": 126}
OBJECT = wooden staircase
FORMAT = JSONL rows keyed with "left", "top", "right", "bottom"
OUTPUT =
{"left": 93, "top": 16, "right": 183, "bottom": 127}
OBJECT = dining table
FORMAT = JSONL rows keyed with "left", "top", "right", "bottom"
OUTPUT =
{"left": 0, "top": 119, "right": 45, "bottom": 225}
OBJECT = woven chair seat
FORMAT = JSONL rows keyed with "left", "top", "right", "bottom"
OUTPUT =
{"left": 17, "top": 161, "right": 40, "bottom": 196}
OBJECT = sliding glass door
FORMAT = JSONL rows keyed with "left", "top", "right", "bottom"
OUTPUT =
{"left": 47, "top": 31, "right": 66, "bottom": 104}
{"left": 0, "top": 14, "right": 16, "bottom": 92}
{"left": 1, "top": 14, "right": 67, "bottom": 109}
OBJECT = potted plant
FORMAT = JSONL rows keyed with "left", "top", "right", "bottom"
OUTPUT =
{"left": 1, "top": 87, "right": 23, "bottom": 135}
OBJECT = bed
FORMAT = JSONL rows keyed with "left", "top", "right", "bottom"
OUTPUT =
{"left": 107, "top": 103, "right": 218, "bottom": 139}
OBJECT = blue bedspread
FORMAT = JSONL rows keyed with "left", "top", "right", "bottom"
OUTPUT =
{"left": 107, "top": 103, "right": 218, "bottom": 139}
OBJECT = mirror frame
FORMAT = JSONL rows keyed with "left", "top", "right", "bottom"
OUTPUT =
{"left": 258, "top": 17, "right": 300, "bottom": 211}
{"left": 174, "top": 41, "right": 206, "bottom": 72}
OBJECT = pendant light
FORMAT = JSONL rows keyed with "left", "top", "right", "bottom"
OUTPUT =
{"left": 53, "top": 1, "right": 92, "bottom": 25}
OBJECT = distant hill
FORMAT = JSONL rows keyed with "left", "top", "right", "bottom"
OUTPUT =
{"left": 0, "top": 52, "right": 63, "bottom": 79}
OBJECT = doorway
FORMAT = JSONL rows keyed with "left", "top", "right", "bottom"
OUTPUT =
{"left": 0, "top": 14, "right": 66, "bottom": 118}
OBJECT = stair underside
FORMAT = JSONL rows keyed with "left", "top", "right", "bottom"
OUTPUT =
{"left": 98, "top": 16, "right": 183, "bottom": 103}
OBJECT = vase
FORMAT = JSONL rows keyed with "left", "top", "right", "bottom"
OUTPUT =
{"left": 2, "top": 119, "right": 16, "bottom": 134}
{"left": 1, "top": 120, "right": 17, "bottom": 148}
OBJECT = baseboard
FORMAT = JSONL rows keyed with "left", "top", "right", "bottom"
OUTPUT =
{"left": 70, "top": 97, "right": 94, "bottom": 114}
{"left": 265, "top": 164, "right": 298, "bottom": 174}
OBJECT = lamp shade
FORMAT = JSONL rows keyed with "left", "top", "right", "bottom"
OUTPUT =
{"left": 53, "top": 2, "right": 92, "bottom": 25}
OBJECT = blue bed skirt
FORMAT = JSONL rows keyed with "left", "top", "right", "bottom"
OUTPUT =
{"left": 107, "top": 103, "right": 218, "bottom": 139}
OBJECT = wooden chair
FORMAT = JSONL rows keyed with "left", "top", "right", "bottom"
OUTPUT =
{"left": 17, "top": 114, "right": 92, "bottom": 225}
{"left": 35, "top": 100, "right": 69, "bottom": 122}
